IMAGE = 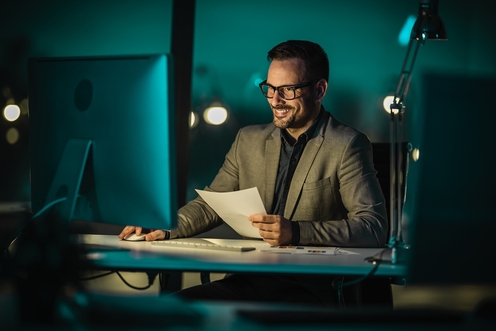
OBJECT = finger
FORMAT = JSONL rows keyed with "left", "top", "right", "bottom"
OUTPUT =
{"left": 259, "top": 228, "right": 274, "bottom": 239}
{"left": 248, "top": 214, "right": 260, "bottom": 222}
{"left": 257, "top": 223, "right": 274, "bottom": 232}
{"left": 251, "top": 221, "right": 262, "bottom": 228}
{"left": 248, "top": 214, "right": 269, "bottom": 223}
{"left": 118, "top": 226, "right": 136, "bottom": 239}
{"left": 135, "top": 226, "right": 143, "bottom": 235}
{"left": 251, "top": 220, "right": 270, "bottom": 229}
{"left": 263, "top": 238, "right": 277, "bottom": 246}
{"left": 146, "top": 230, "right": 166, "bottom": 242}
{"left": 251, "top": 214, "right": 279, "bottom": 224}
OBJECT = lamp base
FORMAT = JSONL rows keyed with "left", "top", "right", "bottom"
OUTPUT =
{"left": 365, "top": 245, "right": 410, "bottom": 264}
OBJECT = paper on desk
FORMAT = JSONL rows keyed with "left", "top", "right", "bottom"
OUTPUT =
{"left": 195, "top": 187, "right": 265, "bottom": 239}
{"left": 260, "top": 246, "right": 359, "bottom": 255}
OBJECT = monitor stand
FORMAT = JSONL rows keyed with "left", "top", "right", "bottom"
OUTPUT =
{"left": 43, "top": 139, "right": 92, "bottom": 223}
{"left": 15, "top": 139, "right": 92, "bottom": 324}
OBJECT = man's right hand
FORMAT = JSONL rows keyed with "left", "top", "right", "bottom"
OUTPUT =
{"left": 118, "top": 226, "right": 168, "bottom": 241}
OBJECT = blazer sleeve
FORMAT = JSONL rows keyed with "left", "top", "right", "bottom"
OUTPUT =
{"left": 170, "top": 129, "right": 245, "bottom": 239}
{"left": 296, "top": 132, "right": 388, "bottom": 247}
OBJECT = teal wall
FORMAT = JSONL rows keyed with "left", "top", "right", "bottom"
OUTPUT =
{"left": 1, "top": 0, "right": 495, "bottom": 202}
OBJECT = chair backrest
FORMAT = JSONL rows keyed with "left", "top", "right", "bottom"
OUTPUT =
{"left": 371, "top": 142, "right": 409, "bottom": 239}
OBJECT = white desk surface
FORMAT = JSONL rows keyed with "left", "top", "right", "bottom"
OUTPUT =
{"left": 79, "top": 234, "right": 406, "bottom": 277}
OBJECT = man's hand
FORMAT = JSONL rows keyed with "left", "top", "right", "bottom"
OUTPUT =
{"left": 118, "top": 226, "right": 167, "bottom": 241}
{"left": 248, "top": 214, "right": 293, "bottom": 246}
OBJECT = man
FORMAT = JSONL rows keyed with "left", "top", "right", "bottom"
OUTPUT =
{"left": 119, "top": 40, "right": 387, "bottom": 306}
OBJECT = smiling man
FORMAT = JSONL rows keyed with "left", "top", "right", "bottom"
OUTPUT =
{"left": 119, "top": 40, "right": 387, "bottom": 307}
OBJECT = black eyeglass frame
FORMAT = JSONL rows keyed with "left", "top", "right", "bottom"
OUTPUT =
{"left": 258, "top": 79, "right": 318, "bottom": 100}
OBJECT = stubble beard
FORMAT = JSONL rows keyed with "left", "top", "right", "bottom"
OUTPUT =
{"left": 272, "top": 105, "right": 295, "bottom": 129}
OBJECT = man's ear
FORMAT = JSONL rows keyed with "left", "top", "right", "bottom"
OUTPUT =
{"left": 315, "top": 79, "right": 328, "bottom": 101}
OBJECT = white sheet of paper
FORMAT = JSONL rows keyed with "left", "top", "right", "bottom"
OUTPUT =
{"left": 195, "top": 187, "right": 266, "bottom": 239}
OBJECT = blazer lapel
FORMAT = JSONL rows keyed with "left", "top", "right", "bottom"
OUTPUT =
{"left": 284, "top": 112, "right": 330, "bottom": 219}
{"left": 262, "top": 128, "right": 281, "bottom": 213}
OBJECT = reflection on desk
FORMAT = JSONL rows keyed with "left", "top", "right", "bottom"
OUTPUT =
{"left": 77, "top": 234, "right": 406, "bottom": 277}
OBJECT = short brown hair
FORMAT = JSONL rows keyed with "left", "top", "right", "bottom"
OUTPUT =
{"left": 267, "top": 40, "right": 329, "bottom": 82}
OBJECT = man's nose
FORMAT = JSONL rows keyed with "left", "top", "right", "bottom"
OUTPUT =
{"left": 270, "top": 90, "right": 285, "bottom": 106}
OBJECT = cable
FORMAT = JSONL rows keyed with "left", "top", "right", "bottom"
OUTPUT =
{"left": 79, "top": 271, "right": 115, "bottom": 281}
{"left": 115, "top": 271, "right": 157, "bottom": 291}
{"left": 3, "top": 197, "right": 160, "bottom": 294}
{"left": 31, "top": 197, "right": 68, "bottom": 220}
{"left": 398, "top": 146, "right": 412, "bottom": 243}
{"left": 79, "top": 270, "right": 158, "bottom": 291}
{"left": 2, "top": 197, "right": 68, "bottom": 259}
{"left": 342, "top": 261, "right": 381, "bottom": 287}
{"left": 333, "top": 249, "right": 385, "bottom": 308}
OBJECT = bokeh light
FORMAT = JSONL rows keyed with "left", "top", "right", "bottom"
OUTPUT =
{"left": 412, "top": 147, "right": 420, "bottom": 162}
{"left": 399, "top": 15, "right": 417, "bottom": 46}
{"left": 6, "top": 127, "right": 20, "bottom": 144}
{"left": 189, "top": 111, "right": 199, "bottom": 128}
{"left": 383, "top": 95, "right": 401, "bottom": 114}
{"left": 203, "top": 105, "right": 228, "bottom": 125}
{"left": 3, "top": 104, "right": 21, "bottom": 122}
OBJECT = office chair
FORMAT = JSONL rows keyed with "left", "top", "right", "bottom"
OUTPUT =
{"left": 341, "top": 142, "right": 409, "bottom": 308}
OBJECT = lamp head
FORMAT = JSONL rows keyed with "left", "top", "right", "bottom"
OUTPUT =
{"left": 411, "top": 0, "right": 448, "bottom": 41}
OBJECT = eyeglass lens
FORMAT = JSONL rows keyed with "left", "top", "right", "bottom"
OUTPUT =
{"left": 260, "top": 85, "right": 296, "bottom": 100}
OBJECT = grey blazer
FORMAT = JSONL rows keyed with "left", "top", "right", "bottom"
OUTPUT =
{"left": 172, "top": 110, "right": 388, "bottom": 248}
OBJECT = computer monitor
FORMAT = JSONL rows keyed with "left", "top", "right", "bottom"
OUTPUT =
{"left": 403, "top": 72, "right": 496, "bottom": 285}
{"left": 28, "top": 54, "right": 177, "bottom": 231}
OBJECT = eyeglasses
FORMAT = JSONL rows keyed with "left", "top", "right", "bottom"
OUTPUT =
{"left": 259, "top": 80, "right": 317, "bottom": 100}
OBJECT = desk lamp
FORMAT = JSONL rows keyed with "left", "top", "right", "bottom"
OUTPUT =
{"left": 387, "top": 0, "right": 447, "bottom": 264}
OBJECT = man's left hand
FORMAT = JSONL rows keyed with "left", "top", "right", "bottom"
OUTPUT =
{"left": 248, "top": 214, "right": 293, "bottom": 246}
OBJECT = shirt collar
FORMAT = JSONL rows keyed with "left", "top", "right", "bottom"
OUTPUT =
{"left": 280, "top": 108, "right": 324, "bottom": 145}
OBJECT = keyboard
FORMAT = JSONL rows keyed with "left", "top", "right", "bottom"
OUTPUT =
{"left": 151, "top": 238, "right": 256, "bottom": 252}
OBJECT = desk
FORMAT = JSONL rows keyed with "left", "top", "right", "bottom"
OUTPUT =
{"left": 79, "top": 234, "right": 406, "bottom": 278}
{"left": 7, "top": 235, "right": 489, "bottom": 330}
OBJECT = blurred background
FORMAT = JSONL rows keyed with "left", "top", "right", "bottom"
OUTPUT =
{"left": 1, "top": 0, "right": 495, "bottom": 203}
{"left": 2, "top": 0, "right": 496, "bottom": 312}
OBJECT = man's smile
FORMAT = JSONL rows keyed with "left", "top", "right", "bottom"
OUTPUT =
{"left": 273, "top": 106, "right": 293, "bottom": 117}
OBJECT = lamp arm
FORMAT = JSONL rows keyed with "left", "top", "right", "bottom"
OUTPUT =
{"left": 392, "top": 37, "right": 423, "bottom": 109}
{"left": 388, "top": 37, "right": 423, "bottom": 261}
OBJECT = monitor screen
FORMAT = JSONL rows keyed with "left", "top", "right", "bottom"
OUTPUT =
{"left": 403, "top": 72, "right": 496, "bottom": 285}
{"left": 28, "top": 54, "right": 177, "bottom": 231}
